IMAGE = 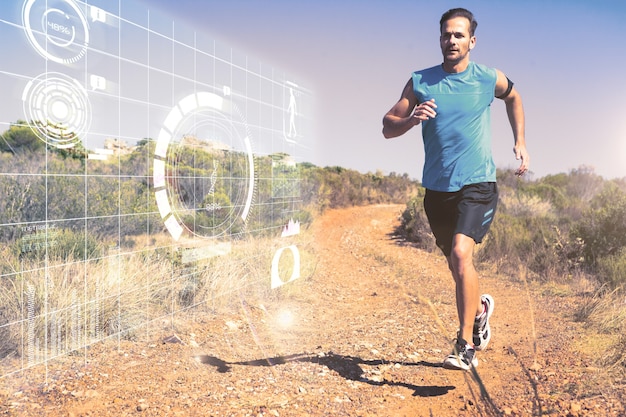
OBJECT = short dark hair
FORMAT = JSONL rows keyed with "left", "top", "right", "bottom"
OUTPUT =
{"left": 440, "top": 8, "right": 477, "bottom": 36}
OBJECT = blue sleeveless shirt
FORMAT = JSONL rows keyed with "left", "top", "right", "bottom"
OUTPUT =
{"left": 412, "top": 62, "right": 497, "bottom": 192}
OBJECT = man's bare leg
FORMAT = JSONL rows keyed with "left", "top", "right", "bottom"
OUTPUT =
{"left": 447, "top": 233, "right": 482, "bottom": 344}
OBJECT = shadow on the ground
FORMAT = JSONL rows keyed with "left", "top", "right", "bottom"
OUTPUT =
{"left": 196, "top": 352, "right": 455, "bottom": 398}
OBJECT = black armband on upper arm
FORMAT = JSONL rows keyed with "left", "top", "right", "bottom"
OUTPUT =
{"left": 496, "top": 77, "right": 514, "bottom": 99}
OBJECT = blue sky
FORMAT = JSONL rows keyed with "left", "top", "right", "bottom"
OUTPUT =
{"left": 1, "top": 0, "right": 624, "bottom": 180}
{"left": 139, "top": 0, "right": 626, "bottom": 181}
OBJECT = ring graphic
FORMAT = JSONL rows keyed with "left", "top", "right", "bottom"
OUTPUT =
{"left": 22, "top": 0, "right": 89, "bottom": 65}
{"left": 22, "top": 72, "right": 91, "bottom": 149}
{"left": 271, "top": 245, "right": 301, "bottom": 289}
{"left": 153, "top": 92, "right": 255, "bottom": 241}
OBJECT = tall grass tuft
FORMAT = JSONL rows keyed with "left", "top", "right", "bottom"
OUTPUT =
{"left": 0, "top": 231, "right": 315, "bottom": 368}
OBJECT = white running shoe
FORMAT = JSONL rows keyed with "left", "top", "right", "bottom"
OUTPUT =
{"left": 473, "top": 294, "right": 494, "bottom": 351}
{"left": 442, "top": 338, "right": 478, "bottom": 371}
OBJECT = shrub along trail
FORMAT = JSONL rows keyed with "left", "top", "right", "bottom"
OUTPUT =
{"left": 1, "top": 205, "right": 625, "bottom": 416}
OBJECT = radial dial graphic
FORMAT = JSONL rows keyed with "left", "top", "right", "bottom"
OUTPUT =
{"left": 153, "top": 92, "right": 255, "bottom": 241}
{"left": 22, "top": 0, "right": 90, "bottom": 65}
{"left": 22, "top": 72, "right": 91, "bottom": 149}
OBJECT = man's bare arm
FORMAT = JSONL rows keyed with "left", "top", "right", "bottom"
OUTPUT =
{"left": 382, "top": 79, "right": 437, "bottom": 139}
{"left": 495, "top": 70, "right": 529, "bottom": 176}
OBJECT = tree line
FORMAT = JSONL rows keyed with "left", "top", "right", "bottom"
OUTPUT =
{"left": 0, "top": 121, "right": 420, "bottom": 262}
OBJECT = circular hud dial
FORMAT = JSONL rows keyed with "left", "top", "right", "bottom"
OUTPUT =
{"left": 22, "top": 72, "right": 91, "bottom": 149}
{"left": 22, "top": 0, "right": 90, "bottom": 65}
{"left": 153, "top": 92, "right": 255, "bottom": 241}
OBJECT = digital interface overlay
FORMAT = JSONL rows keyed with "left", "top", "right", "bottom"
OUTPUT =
{"left": 0, "top": 0, "right": 314, "bottom": 378}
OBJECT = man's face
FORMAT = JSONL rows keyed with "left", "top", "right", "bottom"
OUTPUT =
{"left": 439, "top": 16, "right": 475, "bottom": 64}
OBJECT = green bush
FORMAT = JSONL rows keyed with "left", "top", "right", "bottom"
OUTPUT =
{"left": 395, "top": 193, "right": 437, "bottom": 252}
{"left": 572, "top": 182, "right": 626, "bottom": 267}
{"left": 596, "top": 249, "right": 626, "bottom": 289}
{"left": 16, "top": 228, "right": 102, "bottom": 261}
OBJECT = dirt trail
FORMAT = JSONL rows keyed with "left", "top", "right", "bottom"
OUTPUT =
{"left": 1, "top": 204, "right": 625, "bottom": 416}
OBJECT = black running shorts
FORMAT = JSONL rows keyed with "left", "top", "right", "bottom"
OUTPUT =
{"left": 423, "top": 182, "right": 498, "bottom": 257}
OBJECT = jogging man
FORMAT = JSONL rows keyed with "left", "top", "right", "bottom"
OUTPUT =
{"left": 382, "top": 8, "right": 529, "bottom": 370}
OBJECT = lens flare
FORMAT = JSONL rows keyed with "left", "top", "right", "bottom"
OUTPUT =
{"left": 276, "top": 309, "right": 294, "bottom": 328}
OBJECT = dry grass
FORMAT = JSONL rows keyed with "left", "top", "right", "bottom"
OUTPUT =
{"left": 573, "top": 286, "right": 626, "bottom": 369}
{"left": 498, "top": 190, "right": 554, "bottom": 218}
{"left": 0, "top": 230, "right": 316, "bottom": 369}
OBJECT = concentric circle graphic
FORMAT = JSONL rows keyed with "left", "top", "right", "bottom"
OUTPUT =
{"left": 22, "top": 72, "right": 91, "bottom": 149}
{"left": 153, "top": 92, "right": 255, "bottom": 241}
{"left": 22, "top": 0, "right": 89, "bottom": 65}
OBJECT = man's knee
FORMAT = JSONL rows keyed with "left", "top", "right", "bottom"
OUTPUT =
{"left": 449, "top": 235, "right": 476, "bottom": 273}
{"left": 451, "top": 245, "right": 472, "bottom": 263}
